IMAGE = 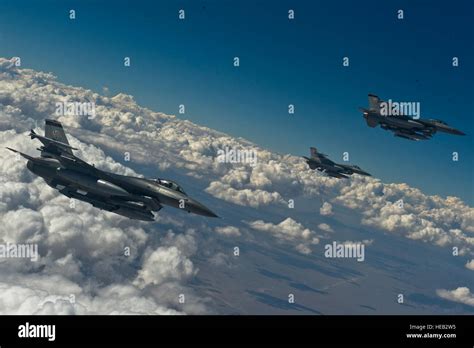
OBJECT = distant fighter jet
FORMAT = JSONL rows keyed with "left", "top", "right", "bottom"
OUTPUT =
{"left": 303, "top": 147, "right": 371, "bottom": 179}
{"left": 359, "top": 94, "right": 465, "bottom": 141}
{"left": 7, "top": 120, "right": 218, "bottom": 221}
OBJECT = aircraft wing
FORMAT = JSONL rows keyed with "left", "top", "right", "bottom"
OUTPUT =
{"left": 55, "top": 152, "right": 106, "bottom": 177}
{"left": 392, "top": 129, "right": 431, "bottom": 141}
{"left": 59, "top": 188, "right": 157, "bottom": 221}
{"left": 326, "top": 171, "right": 349, "bottom": 179}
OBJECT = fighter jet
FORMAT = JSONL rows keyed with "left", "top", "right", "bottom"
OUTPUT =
{"left": 359, "top": 94, "right": 465, "bottom": 141}
{"left": 303, "top": 147, "right": 371, "bottom": 179}
{"left": 7, "top": 119, "right": 218, "bottom": 221}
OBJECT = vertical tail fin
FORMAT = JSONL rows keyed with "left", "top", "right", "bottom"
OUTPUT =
{"left": 368, "top": 94, "right": 381, "bottom": 112}
{"left": 45, "top": 119, "right": 70, "bottom": 146}
{"left": 310, "top": 147, "right": 318, "bottom": 159}
{"left": 44, "top": 119, "right": 73, "bottom": 155}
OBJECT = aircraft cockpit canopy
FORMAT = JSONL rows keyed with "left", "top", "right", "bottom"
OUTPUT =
{"left": 152, "top": 179, "right": 187, "bottom": 195}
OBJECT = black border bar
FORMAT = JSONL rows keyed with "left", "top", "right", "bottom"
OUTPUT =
{"left": 0, "top": 315, "right": 472, "bottom": 347}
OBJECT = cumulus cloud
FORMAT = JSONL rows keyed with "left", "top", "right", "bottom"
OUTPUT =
{"left": 246, "top": 218, "right": 319, "bottom": 254}
{"left": 215, "top": 226, "right": 241, "bottom": 237}
{"left": 318, "top": 223, "right": 334, "bottom": 233}
{"left": 320, "top": 202, "right": 333, "bottom": 216}
{"left": 133, "top": 246, "right": 197, "bottom": 288}
{"left": 436, "top": 287, "right": 474, "bottom": 307}
{"left": 0, "top": 58, "right": 212, "bottom": 314}
{"left": 335, "top": 183, "right": 474, "bottom": 255}
{"left": 206, "top": 181, "right": 284, "bottom": 208}
{"left": 465, "top": 260, "right": 474, "bottom": 271}
{"left": 0, "top": 279, "right": 184, "bottom": 315}
{"left": 295, "top": 243, "right": 312, "bottom": 255}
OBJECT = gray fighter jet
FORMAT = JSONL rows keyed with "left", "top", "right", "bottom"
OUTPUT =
{"left": 7, "top": 119, "right": 218, "bottom": 221}
{"left": 303, "top": 147, "right": 371, "bottom": 179}
{"left": 359, "top": 94, "right": 465, "bottom": 141}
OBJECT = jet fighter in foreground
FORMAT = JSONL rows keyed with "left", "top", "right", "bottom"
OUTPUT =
{"left": 7, "top": 119, "right": 218, "bottom": 221}
{"left": 359, "top": 94, "right": 465, "bottom": 141}
{"left": 303, "top": 147, "right": 371, "bottom": 179}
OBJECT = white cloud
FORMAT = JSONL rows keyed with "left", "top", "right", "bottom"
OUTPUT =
{"left": 335, "top": 183, "right": 474, "bottom": 255}
{"left": 320, "top": 202, "right": 333, "bottom": 216}
{"left": 465, "top": 260, "right": 474, "bottom": 271}
{"left": 133, "top": 246, "right": 197, "bottom": 288}
{"left": 215, "top": 226, "right": 241, "bottom": 237}
{"left": 318, "top": 223, "right": 334, "bottom": 233}
{"left": 436, "top": 287, "right": 474, "bottom": 307}
{"left": 295, "top": 243, "right": 312, "bottom": 255}
{"left": 246, "top": 218, "right": 319, "bottom": 254}
{"left": 342, "top": 239, "right": 374, "bottom": 247}
{"left": 0, "top": 273, "right": 185, "bottom": 315}
{"left": 206, "top": 181, "right": 284, "bottom": 208}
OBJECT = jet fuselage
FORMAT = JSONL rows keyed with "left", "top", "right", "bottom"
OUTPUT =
{"left": 360, "top": 94, "right": 465, "bottom": 140}
{"left": 25, "top": 155, "right": 217, "bottom": 221}
{"left": 303, "top": 147, "right": 371, "bottom": 179}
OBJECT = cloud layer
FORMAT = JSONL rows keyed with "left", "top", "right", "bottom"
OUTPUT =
{"left": 0, "top": 57, "right": 472, "bottom": 314}
{"left": 436, "top": 287, "right": 474, "bottom": 307}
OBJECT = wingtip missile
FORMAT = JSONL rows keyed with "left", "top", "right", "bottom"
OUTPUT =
{"left": 6, "top": 147, "right": 35, "bottom": 160}
{"left": 30, "top": 132, "right": 79, "bottom": 151}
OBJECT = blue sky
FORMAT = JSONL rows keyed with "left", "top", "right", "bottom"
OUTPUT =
{"left": 1, "top": 0, "right": 472, "bottom": 203}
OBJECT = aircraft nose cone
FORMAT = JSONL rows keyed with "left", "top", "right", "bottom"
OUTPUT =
{"left": 187, "top": 199, "right": 218, "bottom": 218}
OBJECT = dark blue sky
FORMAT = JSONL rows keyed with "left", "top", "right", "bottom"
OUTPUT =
{"left": 1, "top": 0, "right": 472, "bottom": 203}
